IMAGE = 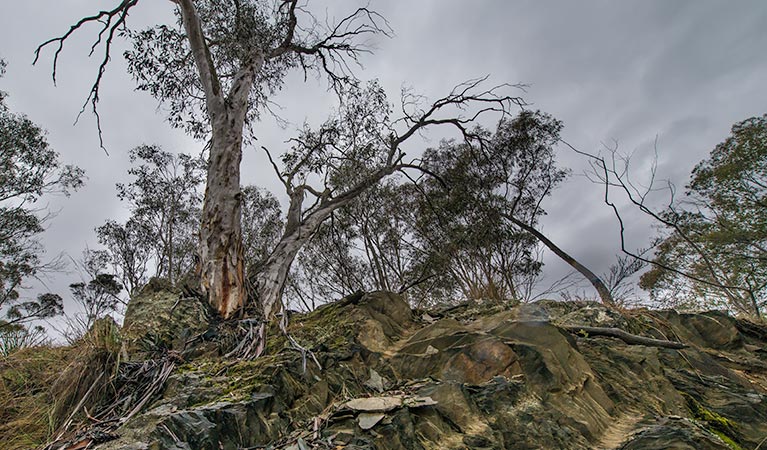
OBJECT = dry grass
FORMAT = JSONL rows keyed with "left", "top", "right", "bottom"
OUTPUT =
{"left": 0, "top": 317, "right": 123, "bottom": 449}
{"left": 0, "top": 345, "right": 71, "bottom": 449}
{"left": 49, "top": 317, "right": 122, "bottom": 431}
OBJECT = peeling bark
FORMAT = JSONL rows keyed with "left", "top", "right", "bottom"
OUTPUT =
{"left": 177, "top": 0, "right": 260, "bottom": 318}
{"left": 199, "top": 125, "right": 246, "bottom": 318}
{"left": 255, "top": 198, "right": 343, "bottom": 321}
{"left": 255, "top": 166, "right": 397, "bottom": 321}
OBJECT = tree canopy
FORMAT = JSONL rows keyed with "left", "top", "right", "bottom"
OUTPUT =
{"left": 641, "top": 114, "right": 767, "bottom": 318}
{"left": 0, "top": 58, "right": 83, "bottom": 329}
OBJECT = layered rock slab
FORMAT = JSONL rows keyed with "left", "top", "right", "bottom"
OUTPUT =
{"left": 94, "top": 294, "right": 767, "bottom": 450}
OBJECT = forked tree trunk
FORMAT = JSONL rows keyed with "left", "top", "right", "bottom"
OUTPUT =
{"left": 254, "top": 167, "right": 395, "bottom": 321}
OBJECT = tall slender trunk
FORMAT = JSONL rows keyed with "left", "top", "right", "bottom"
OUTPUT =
{"left": 199, "top": 120, "right": 246, "bottom": 318}
{"left": 503, "top": 213, "right": 616, "bottom": 307}
{"left": 177, "top": 0, "right": 255, "bottom": 319}
{"left": 167, "top": 214, "right": 174, "bottom": 285}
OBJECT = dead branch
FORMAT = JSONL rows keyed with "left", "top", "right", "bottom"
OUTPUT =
{"left": 561, "top": 139, "right": 751, "bottom": 302}
{"left": 563, "top": 325, "right": 688, "bottom": 349}
{"left": 502, "top": 212, "right": 616, "bottom": 307}
{"left": 34, "top": 0, "right": 140, "bottom": 151}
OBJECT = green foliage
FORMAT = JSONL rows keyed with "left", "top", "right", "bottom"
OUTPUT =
{"left": 69, "top": 272, "right": 122, "bottom": 330}
{"left": 411, "top": 110, "right": 566, "bottom": 304}
{"left": 123, "top": 1, "right": 345, "bottom": 139}
{"left": 0, "top": 58, "right": 82, "bottom": 327}
{"left": 0, "top": 321, "right": 48, "bottom": 356}
{"left": 641, "top": 114, "right": 767, "bottom": 318}
{"left": 241, "top": 186, "right": 283, "bottom": 280}
{"left": 285, "top": 110, "right": 567, "bottom": 308}
{"left": 97, "top": 145, "right": 206, "bottom": 290}
{"left": 95, "top": 219, "right": 153, "bottom": 296}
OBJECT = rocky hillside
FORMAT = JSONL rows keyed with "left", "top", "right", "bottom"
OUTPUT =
{"left": 5, "top": 290, "right": 767, "bottom": 449}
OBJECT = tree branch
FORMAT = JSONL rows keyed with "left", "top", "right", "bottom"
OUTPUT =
{"left": 175, "top": 0, "right": 224, "bottom": 115}
{"left": 563, "top": 325, "right": 688, "bottom": 349}
{"left": 34, "top": 0, "right": 140, "bottom": 151}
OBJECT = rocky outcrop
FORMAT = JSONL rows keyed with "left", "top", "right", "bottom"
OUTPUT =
{"left": 121, "top": 281, "right": 212, "bottom": 359}
{"left": 88, "top": 293, "right": 767, "bottom": 449}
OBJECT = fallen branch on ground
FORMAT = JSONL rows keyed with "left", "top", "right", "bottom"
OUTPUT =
{"left": 563, "top": 325, "right": 688, "bottom": 349}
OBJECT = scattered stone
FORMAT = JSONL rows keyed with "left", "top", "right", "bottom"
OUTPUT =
{"left": 424, "top": 345, "right": 439, "bottom": 355}
{"left": 75, "top": 292, "right": 767, "bottom": 450}
{"left": 357, "top": 412, "right": 386, "bottom": 430}
{"left": 364, "top": 368, "right": 385, "bottom": 392}
{"left": 403, "top": 396, "right": 437, "bottom": 408}
{"left": 344, "top": 396, "right": 402, "bottom": 412}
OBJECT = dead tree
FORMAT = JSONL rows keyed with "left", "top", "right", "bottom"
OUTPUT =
{"left": 502, "top": 213, "right": 616, "bottom": 306}
{"left": 563, "top": 137, "right": 763, "bottom": 317}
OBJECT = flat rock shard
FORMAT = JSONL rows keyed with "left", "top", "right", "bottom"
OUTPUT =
{"left": 344, "top": 396, "right": 402, "bottom": 412}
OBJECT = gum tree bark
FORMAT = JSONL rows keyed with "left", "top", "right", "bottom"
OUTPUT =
{"left": 254, "top": 77, "right": 524, "bottom": 321}
{"left": 36, "top": 0, "right": 390, "bottom": 320}
{"left": 255, "top": 166, "right": 397, "bottom": 320}
{"left": 36, "top": 1, "right": 522, "bottom": 323}
{"left": 176, "top": 0, "right": 260, "bottom": 318}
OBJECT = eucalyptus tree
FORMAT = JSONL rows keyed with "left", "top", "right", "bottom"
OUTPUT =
{"left": 0, "top": 58, "right": 82, "bottom": 328}
{"left": 36, "top": 0, "right": 392, "bottom": 318}
{"left": 240, "top": 185, "right": 283, "bottom": 281}
{"left": 95, "top": 218, "right": 153, "bottom": 297}
{"left": 284, "top": 219, "right": 367, "bottom": 311}
{"left": 256, "top": 80, "right": 522, "bottom": 320}
{"left": 413, "top": 116, "right": 549, "bottom": 304}
{"left": 118, "top": 145, "right": 205, "bottom": 284}
{"left": 37, "top": 2, "right": 522, "bottom": 324}
{"left": 486, "top": 111, "right": 618, "bottom": 305}
{"left": 638, "top": 115, "right": 767, "bottom": 317}
{"left": 95, "top": 145, "right": 204, "bottom": 295}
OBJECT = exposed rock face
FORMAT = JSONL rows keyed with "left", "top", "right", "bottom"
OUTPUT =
{"left": 93, "top": 293, "right": 767, "bottom": 450}
{"left": 121, "top": 281, "right": 211, "bottom": 358}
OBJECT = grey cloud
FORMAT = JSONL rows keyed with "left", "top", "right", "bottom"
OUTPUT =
{"left": 1, "top": 0, "right": 766, "bottom": 312}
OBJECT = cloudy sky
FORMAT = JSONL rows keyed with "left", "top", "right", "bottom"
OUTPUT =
{"left": 1, "top": 1, "right": 766, "bottom": 316}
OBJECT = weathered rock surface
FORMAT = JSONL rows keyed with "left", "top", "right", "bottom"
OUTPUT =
{"left": 93, "top": 293, "right": 767, "bottom": 449}
{"left": 121, "top": 280, "right": 212, "bottom": 358}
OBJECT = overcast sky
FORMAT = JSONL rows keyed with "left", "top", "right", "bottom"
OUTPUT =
{"left": 1, "top": 1, "right": 766, "bottom": 317}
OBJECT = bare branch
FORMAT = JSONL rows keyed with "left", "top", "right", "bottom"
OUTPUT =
{"left": 394, "top": 77, "right": 527, "bottom": 149}
{"left": 563, "top": 325, "right": 688, "bottom": 349}
{"left": 562, "top": 138, "right": 749, "bottom": 298}
{"left": 34, "top": 0, "right": 140, "bottom": 151}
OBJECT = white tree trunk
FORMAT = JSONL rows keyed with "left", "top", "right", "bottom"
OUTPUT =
{"left": 177, "top": 0, "right": 257, "bottom": 319}
{"left": 199, "top": 121, "right": 246, "bottom": 319}
{"left": 255, "top": 199, "right": 339, "bottom": 320}
{"left": 254, "top": 167, "right": 397, "bottom": 321}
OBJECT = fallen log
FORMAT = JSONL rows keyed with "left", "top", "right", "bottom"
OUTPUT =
{"left": 563, "top": 325, "right": 688, "bottom": 349}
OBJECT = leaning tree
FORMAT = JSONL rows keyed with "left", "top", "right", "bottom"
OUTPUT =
{"left": 36, "top": 1, "right": 523, "bottom": 324}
